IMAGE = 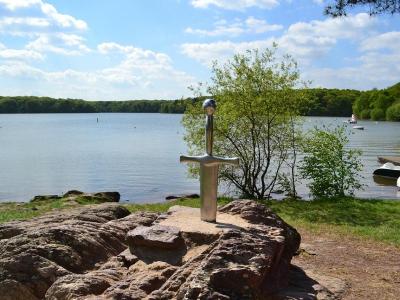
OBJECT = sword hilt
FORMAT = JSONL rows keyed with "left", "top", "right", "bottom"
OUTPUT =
{"left": 180, "top": 154, "right": 239, "bottom": 167}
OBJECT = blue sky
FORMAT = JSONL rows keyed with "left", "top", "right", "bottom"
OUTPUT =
{"left": 0, "top": 0, "right": 399, "bottom": 100}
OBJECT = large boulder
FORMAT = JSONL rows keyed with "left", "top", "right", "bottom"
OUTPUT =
{"left": 0, "top": 199, "right": 313, "bottom": 300}
{"left": 0, "top": 204, "right": 157, "bottom": 300}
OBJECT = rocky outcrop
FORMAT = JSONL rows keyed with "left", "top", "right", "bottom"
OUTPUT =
{"left": 30, "top": 190, "right": 121, "bottom": 203}
{"left": 0, "top": 199, "right": 340, "bottom": 300}
{"left": 0, "top": 204, "right": 157, "bottom": 300}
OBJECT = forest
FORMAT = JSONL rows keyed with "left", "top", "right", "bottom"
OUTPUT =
{"left": 0, "top": 83, "right": 398, "bottom": 120}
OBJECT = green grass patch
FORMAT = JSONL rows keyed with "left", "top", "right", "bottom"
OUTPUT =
{"left": 0, "top": 196, "right": 110, "bottom": 223}
{"left": 263, "top": 197, "right": 400, "bottom": 247}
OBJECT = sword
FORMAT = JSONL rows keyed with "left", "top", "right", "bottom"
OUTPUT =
{"left": 180, "top": 99, "right": 239, "bottom": 222}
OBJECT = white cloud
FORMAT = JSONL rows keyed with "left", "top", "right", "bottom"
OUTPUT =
{"left": 40, "top": 2, "right": 87, "bottom": 30}
{"left": 182, "top": 13, "right": 399, "bottom": 89}
{"left": 191, "top": 0, "right": 279, "bottom": 10}
{"left": 0, "top": 43, "right": 196, "bottom": 100}
{"left": 0, "top": 0, "right": 41, "bottom": 10}
{"left": 0, "top": 0, "right": 88, "bottom": 34}
{"left": 0, "top": 17, "right": 50, "bottom": 28}
{"left": 26, "top": 33, "right": 90, "bottom": 55}
{"left": 360, "top": 31, "right": 400, "bottom": 51}
{"left": 305, "top": 51, "right": 400, "bottom": 90}
{"left": 181, "top": 39, "right": 274, "bottom": 66}
{"left": 0, "top": 0, "right": 90, "bottom": 57}
{"left": 185, "top": 17, "right": 282, "bottom": 37}
{"left": 182, "top": 13, "right": 378, "bottom": 66}
{"left": 0, "top": 43, "right": 43, "bottom": 60}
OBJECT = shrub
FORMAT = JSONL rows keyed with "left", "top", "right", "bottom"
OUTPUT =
{"left": 299, "top": 125, "right": 363, "bottom": 198}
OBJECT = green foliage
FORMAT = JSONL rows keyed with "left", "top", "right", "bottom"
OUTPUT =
{"left": 299, "top": 125, "right": 363, "bottom": 198}
{"left": 183, "top": 47, "right": 307, "bottom": 199}
{"left": 0, "top": 96, "right": 197, "bottom": 114}
{"left": 386, "top": 103, "right": 400, "bottom": 121}
{"left": 370, "top": 108, "right": 385, "bottom": 120}
{"left": 353, "top": 83, "right": 399, "bottom": 120}
{"left": 360, "top": 108, "right": 371, "bottom": 119}
{"left": 301, "top": 88, "right": 360, "bottom": 117}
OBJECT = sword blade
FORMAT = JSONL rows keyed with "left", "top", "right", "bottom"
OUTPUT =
{"left": 200, "top": 164, "right": 219, "bottom": 222}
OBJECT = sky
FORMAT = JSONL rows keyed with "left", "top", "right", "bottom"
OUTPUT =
{"left": 0, "top": 0, "right": 399, "bottom": 100}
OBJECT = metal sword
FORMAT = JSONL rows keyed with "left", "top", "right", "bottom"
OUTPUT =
{"left": 180, "top": 99, "right": 239, "bottom": 222}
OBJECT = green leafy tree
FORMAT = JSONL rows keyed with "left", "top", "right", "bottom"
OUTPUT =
{"left": 183, "top": 47, "right": 306, "bottom": 199}
{"left": 299, "top": 125, "right": 363, "bottom": 198}
{"left": 386, "top": 103, "right": 400, "bottom": 121}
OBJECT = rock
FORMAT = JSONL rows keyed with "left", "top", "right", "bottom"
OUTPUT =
{"left": 0, "top": 199, "right": 317, "bottom": 300}
{"left": 0, "top": 204, "right": 157, "bottom": 300}
{"left": 165, "top": 193, "right": 199, "bottom": 200}
{"left": 63, "top": 190, "right": 120, "bottom": 202}
{"left": 62, "top": 190, "right": 84, "bottom": 197}
{"left": 127, "top": 225, "right": 184, "bottom": 250}
{"left": 94, "top": 192, "right": 120, "bottom": 202}
{"left": 30, "top": 195, "right": 61, "bottom": 202}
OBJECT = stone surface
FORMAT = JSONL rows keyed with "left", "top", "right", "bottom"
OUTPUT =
{"left": 31, "top": 195, "right": 62, "bottom": 202}
{"left": 31, "top": 190, "right": 121, "bottom": 203}
{"left": 127, "top": 224, "right": 185, "bottom": 250}
{"left": 0, "top": 199, "right": 345, "bottom": 300}
{"left": 0, "top": 204, "right": 157, "bottom": 300}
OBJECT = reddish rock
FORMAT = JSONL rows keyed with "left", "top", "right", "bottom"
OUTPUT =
{"left": 0, "top": 200, "right": 324, "bottom": 300}
{"left": 127, "top": 224, "right": 185, "bottom": 250}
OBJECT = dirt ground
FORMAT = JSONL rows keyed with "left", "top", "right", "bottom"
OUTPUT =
{"left": 293, "top": 227, "right": 400, "bottom": 300}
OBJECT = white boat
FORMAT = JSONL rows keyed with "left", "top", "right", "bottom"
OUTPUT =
{"left": 349, "top": 114, "right": 357, "bottom": 124}
{"left": 373, "top": 163, "right": 400, "bottom": 179}
{"left": 353, "top": 125, "right": 364, "bottom": 130}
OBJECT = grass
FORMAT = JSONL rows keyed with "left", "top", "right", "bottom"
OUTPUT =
{"left": 1, "top": 195, "right": 399, "bottom": 247}
{"left": 264, "top": 197, "right": 400, "bottom": 247}
{"left": 0, "top": 196, "right": 115, "bottom": 223}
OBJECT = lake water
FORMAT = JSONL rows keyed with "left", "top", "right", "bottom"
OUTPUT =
{"left": 0, "top": 114, "right": 399, "bottom": 202}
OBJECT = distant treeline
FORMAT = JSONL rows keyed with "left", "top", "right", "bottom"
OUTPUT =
{"left": 0, "top": 83, "right": 399, "bottom": 120}
{"left": 352, "top": 82, "right": 400, "bottom": 121}
{"left": 0, "top": 97, "right": 194, "bottom": 114}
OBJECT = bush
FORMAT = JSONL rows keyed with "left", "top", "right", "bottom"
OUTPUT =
{"left": 386, "top": 103, "right": 400, "bottom": 121}
{"left": 299, "top": 125, "right": 363, "bottom": 198}
{"left": 370, "top": 108, "right": 385, "bottom": 120}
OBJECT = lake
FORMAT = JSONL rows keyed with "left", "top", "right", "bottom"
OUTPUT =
{"left": 0, "top": 113, "right": 399, "bottom": 202}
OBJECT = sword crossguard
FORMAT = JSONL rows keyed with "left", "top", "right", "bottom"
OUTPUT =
{"left": 180, "top": 154, "right": 239, "bottom": 167}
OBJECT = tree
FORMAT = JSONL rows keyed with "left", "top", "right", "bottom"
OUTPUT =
{"left": 325, "top": 0, "right": 400, "bottom": 17}
{"left": 182, "top": 47, "right": 306, "bottom": 199}
{"left": 386, "top": 103, "right": 400, "bottom": 121}
{"left": 299, "top": 125, "right": 363, "bottom": 198}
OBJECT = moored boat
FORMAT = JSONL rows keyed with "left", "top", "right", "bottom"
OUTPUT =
{"left": 349, "top": 114, "right": 357, "bottom": 124}
{"left": 373, "top": 163, "right": 400, "bottom": 179}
